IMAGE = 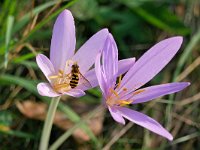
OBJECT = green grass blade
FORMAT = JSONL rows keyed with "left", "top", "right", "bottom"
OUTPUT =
{"left": 166, "top": 28, "right": 200, "bottom": 128}
{"left": 0, "top": 74, "right": 37, "bottom": 94}
{"left": 87, "top": 88, "right": 101, "bottom": 98}
{"left": 173, "top": 28, "right": 200, "bottom": 81}
{"left": 4, "top": 15, "right": 14, "bottom": 68}
{"left": 18, "top": 0, "right": 78, "bottom": 44}
{"left": 0, "top": 74, "right": 98, "bottom": 145}
{"left": 0, "top": 0, "right": 16, "bottom": 34}
{"left": 12, "top": 61, "right": 38, "bottom": 69}
{"left": 12, "top": 53, "right": 36, "bottom": 63}
{"left": 171, "top": 132, "right": 200, "bottom": 146}
{"left": 0, "top": 130, "right": 35, "bottom": 139}
{"left": 13, "top": 1, "right": 61, "bottom": 34}
{"left": 49, "top": 106, "right": 103, "bottom": 150}
{"left": 120, "top": 1, "right": 190, "bottom": 35}
{"left": 58, "top": 103, "right": 100, "bottom": 146}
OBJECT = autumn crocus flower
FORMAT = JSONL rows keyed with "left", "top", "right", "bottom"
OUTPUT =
{"left": 95, "top": 34, "right": 190, "bottom": 140}
{"left": 36, "top": 10, "right": 134, "bottom": 98}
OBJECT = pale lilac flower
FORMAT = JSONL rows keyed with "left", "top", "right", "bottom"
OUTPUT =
{"left": 95, "top": 33, "right": 190, "bottom": 140}
{"left": 36, "top": 10, "right": 135, "bottom": 98}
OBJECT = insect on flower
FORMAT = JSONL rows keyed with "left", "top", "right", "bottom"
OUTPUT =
{"left": 69, "top": 62, "right": 91, "bottom": 89}
{"left": 95, "top": 33, "right": 190, "bottom": 141}
{"left": 49, "top": 61, "right": 92, "bottom": 92}
{"left": 36, "top": 9, "right": 135, "bottom": 98}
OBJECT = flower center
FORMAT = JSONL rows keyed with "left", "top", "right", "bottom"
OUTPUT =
{"left": 49, "top": 60, "right": 75, "bottom": 93}
{"left": 106, "top": 75, "right": 145, "bottom": 107}
{"left": 106, "top": 88, "right": 133, "bottom": 107}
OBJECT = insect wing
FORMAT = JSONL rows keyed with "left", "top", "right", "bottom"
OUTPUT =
{"left": 78, "top": 72, "right": 92, "bottom": 88}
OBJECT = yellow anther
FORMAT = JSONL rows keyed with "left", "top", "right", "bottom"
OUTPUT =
{"left": 117, "top": 99, "right": 133, "bottom": 106}
{"left": 123, "top": 88, "right": 127, "bottom": 91}
{"left": 133, "top": 89, "right": 145, "bottom": 96}
{"left": 49, "top": 75, "right": 60, "bottom": 79}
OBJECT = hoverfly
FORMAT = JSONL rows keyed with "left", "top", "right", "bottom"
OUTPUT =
{"left": 50, "top": 61, "right": 92, "bottom": 93}
{"left": 69, "top": 62, "right": 92, "bottom": 89}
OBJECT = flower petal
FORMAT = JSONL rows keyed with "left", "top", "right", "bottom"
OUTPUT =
{"left": 125, "top": 82, "right": 190, "bottom": 104}
{"left": 118, "top": 107, "right": 173, "bottom": 141}
{"left": 108, "top": 106, "right": 125, "bottom": 125}
{"left": 102, "top": 33, "right": 118, "bottom": 88}
{"left": 50, "top": 10, "right": 76, "bottom": 72}
{"left": 119, "top": 37, "right": 183, "bottom": 92}
{"left": 36, "top": 54, "right": 55, "bottom": 82}
{"left": 117, "top": 57, "right": 135, "bottom": 75}
{"left": 72, "top": 28, "right": 109, "bottom": 74}
{"left": 37, "top": 82, "right": 60, "bottom": 97}
{"left": 82, "top": 58, "right": 136, "bottom": 91}
{"left": 64, "top": 89, "right": 85, "bottom": 97}
{"left": 95, "top": 53, "right": 108, "bottom": 98}
{"left": 81, "top": 69, "right": 97, "bottom": 88}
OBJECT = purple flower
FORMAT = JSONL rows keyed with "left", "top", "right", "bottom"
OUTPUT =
{"left": 36, "top": 10, "right": 135, "bottom": 98}
{"left": 95, "top": 33, "right": 190, "bottom": 141}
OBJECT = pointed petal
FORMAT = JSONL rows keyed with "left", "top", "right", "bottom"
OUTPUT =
{"left": 108, "top": 106, "right": 125, "bottom": 125}
{"left": 118, "top": 107, "right": 173, "bottom": 141}
{"left": 36, "top": 54, "right": 55, "bottom": 82}
{"left": 102, "top": 33, "right": 118, "bottom": 88}
{"left": 37, "top": 82, "right": 60, "bottom": 97}
{"left": 126, "top": 82, "right": 190, "bottom": 104}
{"left": 50, "top": 10, "right": 76, "bottom": 72}
{"left": 120, "top": 37, "right": 183, "bottom": 92}
{"left": 82, "top": 58, "right": 136, "bottom": 91}
{"left": 64, "top": 89, "right": 85, "bottom": 97}
{"left": 73, "top": 28, "right": 109, "bottom": 74}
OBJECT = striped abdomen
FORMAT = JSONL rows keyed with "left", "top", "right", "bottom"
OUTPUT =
{"left": 70, "top": 73, "right": 79, "bottom": 88}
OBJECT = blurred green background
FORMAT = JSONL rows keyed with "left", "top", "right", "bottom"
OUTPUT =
{"left": 0, "top": 0, "right": 200, "bottom": 149}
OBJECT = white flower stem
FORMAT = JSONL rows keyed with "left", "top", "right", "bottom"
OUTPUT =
{"left": 39, "top": 96, "right": 61, "bottom": 150}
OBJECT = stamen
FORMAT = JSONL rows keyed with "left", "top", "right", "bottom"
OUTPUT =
{"left": 49, "top": 75, "right": 60, "bottom": 79}
{"left": 53, "top": 83, "right": 70, "bottom": 92}
{"left": 53, "top": 83, "right": 69, "bottom": 88}
{"left": 133, "top": 89, "right": 145, "bottom": 96}
{"left": 117, "top": 99, "right": 133, "bottom": 106}
{"left": 58, "top": 78, "right": 62, "bottom": 84}
{"left": 49, "top": 67, "right": 71, "bottom": 93}
{"left": 107, "top": 87, "right": 134, "bottom": 107}
{"left": 49, "top": 60, "right": 80, "bottom": 94}
{"left": 123, "top": 88, "right": 127, "bottom": 91}
{"left": 110, "top": 88, "right": 119, "bottom": 98}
